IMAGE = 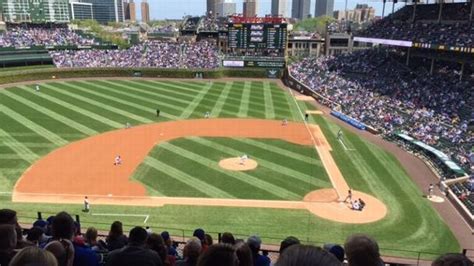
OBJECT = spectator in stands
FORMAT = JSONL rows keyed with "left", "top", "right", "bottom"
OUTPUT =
{"left": 107, "top": 226, "right": 162, "bottom": 266}
{"left": 205, "top": 234, "right": 213, "bottom": 246}
{"left": 161, "top": 231, "right": 178, "bottom": 259}
{"left": 0, "top": 224, "right": 17, "bottom": 266}
{"left": 85, "top": 227, "right": 107, "bottom": 252}
{"left": 44, "top": 237, "right": 74, "bottom": 266}
{"left": 32, "top": 219, "right": 51, "bottom": 246}
{"left": 323, "top": 244, "right": 345, "bottom": 263}
{"left": 46, "top": 211, "right": 99, "bottom": 266}
{"left": 193, "top": 228, "right": 208, "bottom": 252}
{"left": 279, "top": 236, "right": 300, "bottom": 254}
{"left": 247, "top": 235, "right": 271, "bottom": 266}
{"left": 432, "top": 253, "right": 473, "bottom": 266}
{"left": 197, "top": 243, "right": 239, "bottom": 266}
{"left": 176, "top": 237, "right": 201, "bottom": 266}
{"left": 27, "top": 226, "right": 47, "bottom": 246}
{"left": 0, "top": 208, "right": 30, "bottom": 249}
{"left": 9, "top": 246, "right": 58, "bottom": 266}
{"left": 221, "top": 232, "right": 236, "bottom": 245}
{"left": 275, "top": 244, "right": 341, "bottom": 266}
{"left": 234, "top": 241, "right": 253, "bottom": 266}
{"left": 106, "top": 221, "right": 128, "bottom": 251}
{"left": 344, "top": 234, "right": 384, "bottom": 266}
{"left": 147, "top": 233, "right": 175, "bottom": 266}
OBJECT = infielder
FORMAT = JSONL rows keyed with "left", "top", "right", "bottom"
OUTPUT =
{"left": 84, "top": 196, "right": 90, "bottom": 212}
{"left": 114, "top": 155, "right": 122, "bottom": 166}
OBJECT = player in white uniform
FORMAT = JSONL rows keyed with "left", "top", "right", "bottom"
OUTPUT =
{"left": 114, "top": 155, "right": 122, "bottom": 165}
{"left": 84, "top": 196, "right": 90, "bottom": 212}
{"left": 35, "top": 84, "right": 40, "bottom": 92}
{"left": 240, "top": 154, "right": 248, "bottom": 165}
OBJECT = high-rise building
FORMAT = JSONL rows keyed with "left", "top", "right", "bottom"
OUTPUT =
{"left": 70, "top": 2, "right": 93, "bottom": 20}
{"left": 243, "top": 0, "right": 257, "bottom": 17}
{"left": 79, "top": 0, "right": 124, "bottom": 24}
{"left": 123, "top": 0, "right": 136, "bottom": 22}
{"left": 315, "top": 0, "right": 334, "bottom": 17}
{"left": 356, "top": 4, "right": 375, "bottom": 22}
{"left": 207, "top": 0, "right": 218, "bottom": 15}
{"left": 291, "top": 0, "right": 310, "bottom": 20}
{"left": 271, "top": 0, "right": 287, "bottom": 17}
{"left": 1, "top": 0, "right": 70, "bottom": 23}
{"left": 217, "top": 0, "right": 236, "bottom": 17}
{"left": 141, "top": 0, "right": 149, "bottom": 23}
{"left": 334, "top": 4, "right": 374, "bottom": 23}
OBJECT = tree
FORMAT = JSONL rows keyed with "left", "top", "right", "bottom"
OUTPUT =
{"left": 294, "top": 16, "right": 335, "bottom": 34}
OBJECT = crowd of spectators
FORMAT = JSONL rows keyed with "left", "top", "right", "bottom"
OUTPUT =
{"left": 359, "top": 20, "right": 474, "bottom": 47}
{"left": 289, "top": 49, "right": 473, "bottom": 173}
{"left": 149, "top": 24, "right": 179, "bottom": 34}
{"left": 358, "top": 3, "right": 474, "bottom": 47}
{"left": 390, "top": 2, "right": 471, "bottom": 21}
{"left": 0, "top": 24, "right": 98, "bottom": 48}
{"left": 49, "top": 40, "right": 219, "bottom": 69}
{"left": 182, "top": 17, "right": 200, "bottom": 31}
{"left": 199, "top": 16, "right": 219, "bottom": 32}
{"left": 1, "top": 209, "right": 472, "bottom": 266}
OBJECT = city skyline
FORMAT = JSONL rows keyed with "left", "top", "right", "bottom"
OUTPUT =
{"left": 140, "top": 0, "right": 405, "bottom": 20}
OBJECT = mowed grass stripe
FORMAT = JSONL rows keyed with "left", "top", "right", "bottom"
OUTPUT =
{"left": 144, "top": 157, "right": 235, "bottom": 198}
{"left": 4, "top": 88, "right": 98, "bottom": 136}
{"left": 160, "top": 142, "right": 300, "bottom": 200}
{"left": 0, "top": 142, "right": 54, "bottom": 148}
{"left": 22, "top": 85, "right": 123, "bottom": 129}
{"left": 174, "top": 81, "right": 250, "bottom": 106}
{"left": 110, "top": 80, "right": 195, "bottom": 105}
{"left": 188, "top": 137, "right": 328, "bottom": 187}
{"left": 99, "top": 80, "right": 188, "bottom": 115}
{"left": 69, "top": 81, "right": 177, "bottom": 120}
{"left": 154, "top": 81, "right": 268, "bottom": 118}
{"left": 235, "top": 139, "right": 314, "bottom": 164}
{"left": 130, "top": 163, "right": 165, "bottom": 196}
{"left": 237, "top": 81, "right": 252, "bottom": 117}
{"left": 263, "top": 82, "right": 276, "bottom": 119}
{"left": 179, "top": 82, "right": 214, "bottom": 119}
{"left": 0, "top": 129, "right": 38, "bottom": 163}
{"left": 176, "top": 81, "right": 266, "bottom": 118}
{"left": 210, "top": 81, "right": 233, "bottom": 117}
{"left": 147, "top": 81, "right": 201, "bottom": 99}
{"left": 2, "top": 106, "right": 68, "bottom": 146}
{"left": 55, "top": 82, "right": 156, "bottom": 123}
{"left": 46, "top": 83, "right": 153, "bottom": 125}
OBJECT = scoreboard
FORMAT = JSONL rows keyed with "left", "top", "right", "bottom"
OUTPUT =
{"left": 228, "top": 23, "right": 287, "bottom": 49}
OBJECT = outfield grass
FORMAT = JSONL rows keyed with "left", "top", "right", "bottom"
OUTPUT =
{"left": 0, "top": 79, "right": 460, "bottom": 259}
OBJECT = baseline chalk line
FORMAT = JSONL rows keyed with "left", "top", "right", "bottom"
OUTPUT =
{"left": 91, "top": 213, "right": 150, "bottom": 224}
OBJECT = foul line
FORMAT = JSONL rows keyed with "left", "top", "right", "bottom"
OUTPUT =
{"left": 91, "top": 213, "right": 150, "bottom": 224}
{"left": 287, "top": 87, "right": 342, "bottom": 199}
{"left": 338, "top": 138, "right": 356, "bottom": 151}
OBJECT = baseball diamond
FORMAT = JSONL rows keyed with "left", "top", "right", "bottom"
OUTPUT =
{"left": 0, "top": 79, "right": 462, "bottom": 259}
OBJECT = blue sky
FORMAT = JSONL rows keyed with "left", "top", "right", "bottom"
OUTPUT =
{"left": 139, "top": 0, "right": 406, "bottom": 20}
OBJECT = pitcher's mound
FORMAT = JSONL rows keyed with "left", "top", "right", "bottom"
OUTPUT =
{"left": 219, "top": 158, "right": 258, "bottom": 171}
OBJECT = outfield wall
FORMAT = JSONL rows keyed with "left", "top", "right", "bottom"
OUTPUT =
{"left": 0, "top": 67, "right": 270, "bottom": 85}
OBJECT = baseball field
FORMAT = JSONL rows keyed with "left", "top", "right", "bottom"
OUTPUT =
{"left": 0, "top": 79, "right": 460, "bottom": 258}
